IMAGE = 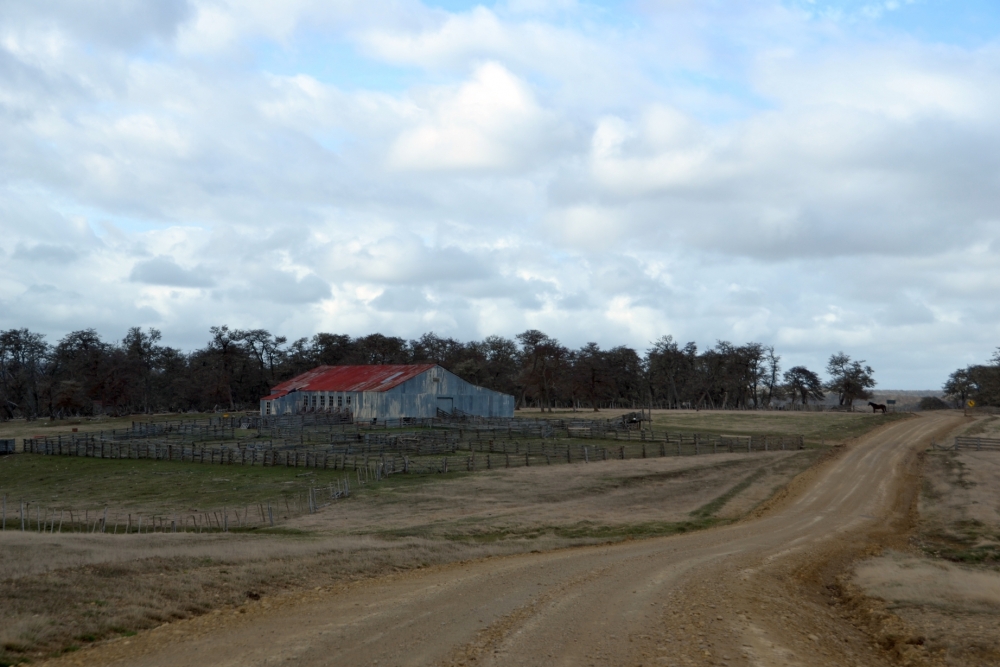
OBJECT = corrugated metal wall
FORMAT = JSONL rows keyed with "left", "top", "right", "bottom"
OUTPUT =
{"left": 260, "top": 366, "right": 514, "bottom": 419}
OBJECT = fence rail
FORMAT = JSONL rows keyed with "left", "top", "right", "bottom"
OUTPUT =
{"left": 954, "top": 436, "right": 1000, "bottom": 451}
{"left": 21, "top": 429, "right": 803, "bottom": 466}
{"left": 0, "top": 478, "right": 352, "bottom": 536}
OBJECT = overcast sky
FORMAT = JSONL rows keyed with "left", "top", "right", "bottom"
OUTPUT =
{"left": 2, "top": 0, "right": 999, "bottom": 388}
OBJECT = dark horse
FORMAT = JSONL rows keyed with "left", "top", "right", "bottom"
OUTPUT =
{"left": 868, "top": 401, "right": 887, "bottom": 414}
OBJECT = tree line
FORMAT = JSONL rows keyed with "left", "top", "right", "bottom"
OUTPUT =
{"left": 0, "top": 326, "right": 876, "bottom": 419}
{"left": 943, "top": 348, "right": 1000, "bottom": 407}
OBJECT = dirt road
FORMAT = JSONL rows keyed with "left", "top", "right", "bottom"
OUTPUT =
{"left": 47, "top": 412, "right": 960, "bottom": 667}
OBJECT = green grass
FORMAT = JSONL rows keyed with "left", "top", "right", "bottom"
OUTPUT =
{"left": 0, "top": 453, "right": 354, "bottom": 513}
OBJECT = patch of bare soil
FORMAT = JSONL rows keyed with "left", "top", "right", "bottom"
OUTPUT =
{"left": 848, "top": 417, "right": 1000, "bottom": 666}
{"left": 0, "top": 450, "right": 816, "bottom": 664}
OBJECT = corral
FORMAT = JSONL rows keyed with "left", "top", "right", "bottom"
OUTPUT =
{"left": 0, "top": 409, "right": 904, "bottom": 664}
{"left": 8, "top": 412, "right": 806, "bottom": 534}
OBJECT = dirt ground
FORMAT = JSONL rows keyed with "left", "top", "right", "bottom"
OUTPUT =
{"left": 0, "top": 448, "right": 816, "bottom": 664}
{"left": 849, "top": 414, "right": 1000, "bottom": 666}
{"left": 22, "top": 410, "right": 962, "bottom": 667}
{"left": 290, "top": 450, "right": 817, "bottom": 538}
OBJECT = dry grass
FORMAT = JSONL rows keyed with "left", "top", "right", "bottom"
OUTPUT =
{"left": 964, "top": 414, "right": 1000, "bottom": 437}
{"left": 517, "top": 407, "right": 910, "bottom": 447}
{"left": 856, "top": 552, "right": 1000, "bottom": 613}
{"left": 852, "top": 551, "right": 1000, "bottom": 666}
{"left": 3, "top": 409, "right": 895, "bottom": 665}
{"left": 291, "top": 450, "right": 819, "bottom": 540}
{"left": 919, "top": 449, "right": 1000, "bottom": 563}
{"left": 0, "top": 448, "right": 819, "bottom": 664}
{"left": 0, "top": 413, "right": 218, "bottom": 442}
{"left": 0, "top": 531, "right": 517, "bottom": 663}
{"left": 850, "top": 418, "right": 1000, "bottom": 666}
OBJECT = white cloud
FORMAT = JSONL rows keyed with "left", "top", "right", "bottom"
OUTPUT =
{"left": 2, "top": 0, "right": 1000, "bottom": 386}
{"left": 388, "top": 62, "right": 554, "bottom": 170}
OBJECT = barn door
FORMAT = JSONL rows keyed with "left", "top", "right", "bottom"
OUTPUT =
{"left": 437, "top": 397, "right": 454, "bottom": 416}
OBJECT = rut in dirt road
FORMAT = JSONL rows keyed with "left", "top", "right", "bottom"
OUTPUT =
{"left": 43, "top": 412, "right": 960, "bottom": 667}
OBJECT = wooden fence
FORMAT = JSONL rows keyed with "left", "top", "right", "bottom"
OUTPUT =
{"left": 4, "top": 424, "right": 807, "bottom": 537}
{"left": 954, "top": 436, "right": 1000, "bottom": 451}
{"left": 0, "top": 439, "right": 14, "bottom": 455}
{"left": 0, "top": 478, "right": 352, "bottom": 535}
{"left": 21, "top": 429, "right": 803, "bottom": 471}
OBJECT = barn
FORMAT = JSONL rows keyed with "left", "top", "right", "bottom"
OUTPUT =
{"left": 259, "top": 364, "right": 515, "bottom": 420}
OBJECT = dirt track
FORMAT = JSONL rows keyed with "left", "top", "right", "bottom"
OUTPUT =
{"left": 45, "top": 412, "right": 961, "bottom": 667}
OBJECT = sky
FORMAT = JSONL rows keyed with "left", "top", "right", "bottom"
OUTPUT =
{"left": 2, "top": 0, "right": 1000, "bottom": 389}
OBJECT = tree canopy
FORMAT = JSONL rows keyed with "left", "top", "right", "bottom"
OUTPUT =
{"left": 0, "top": 326, "right": 865, "bottom": 418}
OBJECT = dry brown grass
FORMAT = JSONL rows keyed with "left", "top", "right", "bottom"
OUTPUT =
{"left": 850, "top": 417, "right": 1000, "bottom": 666}
{"left": 0, "top": 448, "right": 819, "bottom": 664}
{"left": 0, "top": 531, "right": 517, "bottom": 663}
{"left": 517, "top": 407, "right": 910, "bottom": 447}
{"left": 856, "top": 552, "right": 1000, "bottom": 613}
{"left": 0, "top": 413, "right": 217, "bottom": 442}
{"left": 852, "top": 552, "right": 1000, "bottom": 666}
{"left": 919, "top": 449, "right": 1000, "bottom": 562}
{"left": 290, "top": 450, "right": 816, "bottom": 538}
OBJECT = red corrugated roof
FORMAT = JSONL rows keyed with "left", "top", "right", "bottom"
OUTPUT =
{"left": 265, "top": 365, "right": 437, "bottom": 396}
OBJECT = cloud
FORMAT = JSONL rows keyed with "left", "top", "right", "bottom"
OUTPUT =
{"left": 388, "top": 62, "right": 555, "bottom": 171}
{"left": 12, "top": 243, "right": 80, "bottom": 263}
{"left": 1, "top": 0, "right": 1000, "bottom": 388}
{"left": 1, "top": 0, "right": 192, "bottom": 51}
{"left": 129, "top": 256, "right": 215, "bottom": 287}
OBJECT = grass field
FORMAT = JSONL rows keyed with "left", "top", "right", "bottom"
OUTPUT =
{"left": 0, "top": 454, "right": 350, "bottom": 515}
{"left": 0, "top": 409, "right": 905, "bottom": 518}
{"left": 519, "top": 407, "right": 910, "bottom": 446}
{"left": 0, "top": 413, "right": 219, "bottom": 442}
{"left": 0, "top": 409, "right": 905, "bottom": 665}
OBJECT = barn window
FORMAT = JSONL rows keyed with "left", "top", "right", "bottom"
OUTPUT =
{"left": 265, "top": 401, "right": 271, "bottom": 415}
{"left": 320, "top": 395, "right": 326, "bottom": 408}
{"left": 346, "top": 395, "right": 352, "bottom": 406}
{"left": 337, "top": 396, "right": 343, "bottom": 407}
